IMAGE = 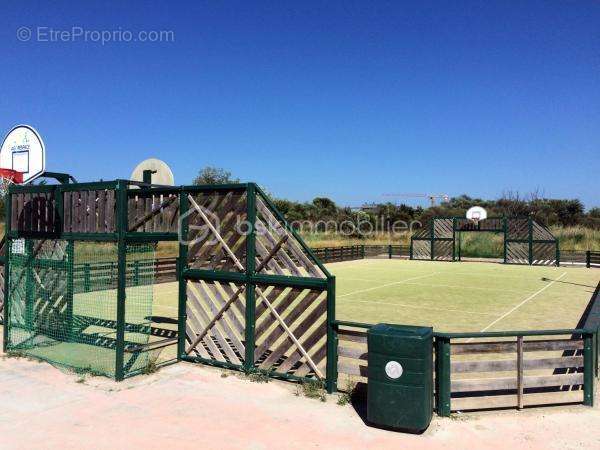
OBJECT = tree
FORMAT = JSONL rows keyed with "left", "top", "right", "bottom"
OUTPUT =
{"left": 588, "top": 208, "right": 600, "bottom": 219}
{"left": 193, "top": 167, "right": 239, "bottom": 185}
{"left": 312, "top": 197, "right": 337, "bottom": 218}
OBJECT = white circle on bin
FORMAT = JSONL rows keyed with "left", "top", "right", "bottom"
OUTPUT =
{"left": 385, "top": 361, "right": 403, "bottom": 379}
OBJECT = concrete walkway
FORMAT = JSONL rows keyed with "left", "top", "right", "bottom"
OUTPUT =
{"left": 1, "top": 355, "right": 599, "bottom": 450}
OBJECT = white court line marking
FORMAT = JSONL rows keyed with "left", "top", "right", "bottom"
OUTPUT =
{"left": 443, "top": 271, "right": 562, "bottom": 280}
{"left": 475, "top": 272, "right": 568, "bottom": 334}
{"left": 347, "top": 299, "right": 496, "bottom": 316}
{"left": 401, "top": 281, "right": 526, "bottom": 294}
{"left": 336, "top": 278, "right": 524, "bottom": 294}
{"left": 348, "top": 277, "right": 387, "bottom": 283}
{"left": 337, "top": 272, "right": 438, "bottom": 298}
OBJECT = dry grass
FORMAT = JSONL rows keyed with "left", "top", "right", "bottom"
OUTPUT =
{"left": 301, "top": 227, "right": 600, "bottom": 252}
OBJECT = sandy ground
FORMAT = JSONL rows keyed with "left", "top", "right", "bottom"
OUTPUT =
{"left": 1, "top": 356, "right": 599, "bottom": 450}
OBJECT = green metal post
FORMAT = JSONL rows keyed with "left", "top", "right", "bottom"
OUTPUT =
{"left": 435, "top": 337, "right": 451, "bottom": 416}
{"left": 409, "top": 238, "right": 413, "bottom": 260}
{"left": 177, "top": 191, "right": 189, "bottom": 360}
{"left": 361, "top": 244, "right": 365, "bottom": 259}
{"left": 115, "top": 182, "right": 128, "bottom": 381}
{"left": 593, "top": 328, "right": 598, "bottom": 378}
{"left": 24, "top": 239, "right": 34, "bottom": 331}
{"left": 586, "top": 251, "right": 591, "bottom": 268}
{"left": 66, "top": 240, "right": 74, "bottom": 341}
{"left": 597, "top": 326, "right": 600, "bottom": 378}
{"left": 388, "top": 244, "right": 392, "bottom": 259}
{"left": 583, "top": 332, "right": 594, "bottom": 406}
{"left": 55, "top": 185, "right": 64, "bottom": 234}
{"left": 555, "top": 243, "right": 560, "bottom": 267}
{"left": 3, "top": 190, "right": 12, "bottom": 351}
{"left": 244, "top": 183, "right": 257, "bottom": 372}
{"left": 326, "top": 276, "right": 337, "bottom": 393}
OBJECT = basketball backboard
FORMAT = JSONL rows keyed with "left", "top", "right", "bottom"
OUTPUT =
{"left": 130, "top": 158, "right": 174, "bottom": 186}
{"left": 0, "top": 125, "right": 46, "bottom": 184}
{"left": 466, "top": 206, "right": 487, "bottom": 222}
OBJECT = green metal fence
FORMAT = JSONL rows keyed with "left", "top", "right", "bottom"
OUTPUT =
{"left": 410, "top": 216, "right": 559, "bottom": 265}
{"left": 3, "top": 180, "right": 337, "bottom": 387}
{"left": 311, "top": 245, "right": 409, "bottom": 263}
{"left": 332, "top": 320, "right": 598, "bottom": 414}
{"left": 4, "top": 238, "right": 156, "bottom": 378}
{"left": 433, "top": 329, "right": 596, "bottom": 415}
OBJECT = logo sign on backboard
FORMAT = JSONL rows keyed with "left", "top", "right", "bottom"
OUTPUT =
{"left": 0, "top": 125, "right": 46, "bottom": 184}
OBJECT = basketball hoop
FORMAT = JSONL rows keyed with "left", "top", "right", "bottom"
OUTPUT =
{"left": 466, "top": 206, "right": 487, "bottom": 227}
{"left": 0, "top": 168, "right": 23, "bottom": 196}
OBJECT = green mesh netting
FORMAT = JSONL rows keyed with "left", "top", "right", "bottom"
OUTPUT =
{"left": 5, "top": 239, "right": 156, "bottom": 378}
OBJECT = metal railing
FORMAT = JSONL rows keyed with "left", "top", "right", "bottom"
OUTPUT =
{"left": 330, "top": 320, "right": 598, "bottom": 414}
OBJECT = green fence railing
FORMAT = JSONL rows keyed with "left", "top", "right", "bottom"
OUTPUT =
{"left": 433, "top": 329, "right": 597, "bottom": 416}
{"left": 331, "top": 319, "right": 598, "bottom": 415}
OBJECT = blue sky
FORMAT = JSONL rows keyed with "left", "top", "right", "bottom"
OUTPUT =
{"left": 1, "top": 1, "right": 598, "bottom": 208}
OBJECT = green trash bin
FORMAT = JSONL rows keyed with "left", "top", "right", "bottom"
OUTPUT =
{"left": 367, "top": 324, "right": 433, "bottom": 432}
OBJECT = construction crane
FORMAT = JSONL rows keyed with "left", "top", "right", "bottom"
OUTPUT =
{"left": 383, "top": 193, "right": 450, "bottom": 207}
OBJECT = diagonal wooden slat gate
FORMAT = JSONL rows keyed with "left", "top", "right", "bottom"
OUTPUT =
{"left": 410, "top": 216, "right": 559, "bottom": 266}
{"left": 178, "top": 184, "right": 336, "bottom": 391}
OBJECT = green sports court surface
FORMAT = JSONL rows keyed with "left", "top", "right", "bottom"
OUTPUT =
{"left": 327, "top": 259, "right": 600, "bottom": 332}
{"left": 148, "top": 259, "right": 600, "bottom": 335}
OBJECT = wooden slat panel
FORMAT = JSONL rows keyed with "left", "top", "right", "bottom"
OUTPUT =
{"left": 188, "top": 192, "right": 240, "bottom": 262}
{"left": 254, "top": 290, "right": 323, "bottom": 360}
{"left": 62, "top": 192, "right": 71, "bottom": 232}
{"left": 255, "top": 217, "right": 302, "bottom": 277}
{"left": 187, "top": 283, "right": 240, "bottom": 364}
{"left": 209, "top": 282, "right": 245, "bottom": 334}
{"left": 338, "top": 346, "right": 368, "bottom": 361}
{"left": 258, "top": 301, "right": 327, "bottom": 368}
{"left": 195, "top": 281, "right": 245, "bottom": 359}
{"left": 451, "top": 356, "right": 584, "bottom": 373}
{"left": 256, "top": 198, "right": 323, "bottom": 278}
{"left": 452, "top": 390, "right": 583, "bottom": 411}
{"left": 254, "top": 287, "right": 298, "bottom": 337}
{"left": 106, "top": 189, "right": 115, "bottom": 231}
{"left": 144, "top": 196, "right": 152, "bottom": 232}
{"left": 80, "top": 190, "right": 89, "bottom": 232}
{"left": 294, "top": 342, "right": 327, "bottom": 378}
{"left": 337, "top": 329, "right": 367, "bottom": 344}
{"left": 75, "top": 191, "right": 83, "bottom": 232}
{"left": 97, "top": 190, "right": 106, "bottom": 232}
{"left": 452, "top": 339, "right": 582, "bottom": 355}
{"left": 185, "top": 324, "right": 211, "bottom": 359}
{"left": 186, "top": 296, "right": 226, "bottom": 363}
{"left": 274, "top": 318, "right": 326, "bottom": 374}
{"left": 452, "top": 373, "right": 583, "bottom": 393}
{"left": 338, "top": 361, "right": 368, "bottom": 377}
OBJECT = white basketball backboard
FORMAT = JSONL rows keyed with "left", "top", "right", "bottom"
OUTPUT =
{"left": 130, "top": 158, "right": 174, "bottom": 186}
{"left": 466, "top": 206, "right": 487, "bottom": 222}
{"left": 0, "top": 125, "right": 46, "bottom": 183}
